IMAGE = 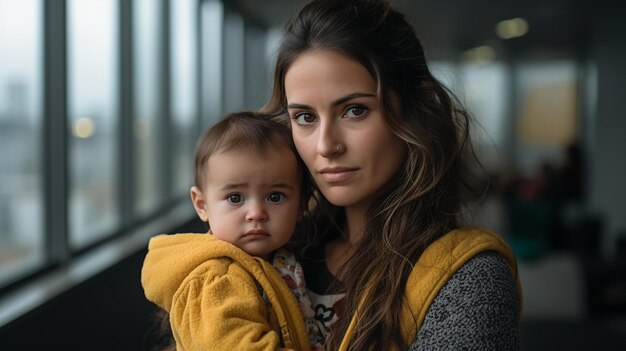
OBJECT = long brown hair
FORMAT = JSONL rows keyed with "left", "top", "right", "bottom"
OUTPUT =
{"left": 262, "top": 0, "right": 481, "bottom": 349}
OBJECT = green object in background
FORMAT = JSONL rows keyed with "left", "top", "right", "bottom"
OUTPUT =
{"left": 507, "top": 198, "right": 551, "bottom": 261}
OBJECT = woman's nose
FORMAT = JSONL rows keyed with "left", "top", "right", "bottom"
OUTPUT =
{"left": 245, "top": 201, "right": 268, "bottom": 222}
{"left": 316, "top": 120, "right": 344, "bottom": 158}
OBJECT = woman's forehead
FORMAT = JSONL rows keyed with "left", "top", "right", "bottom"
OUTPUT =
{"left": 284, "top": 50, "right": 377, "bottom": 103}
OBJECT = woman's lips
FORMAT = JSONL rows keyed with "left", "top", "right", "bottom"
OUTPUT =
{"left": 318, "top": 167, "right": 358, "bottom": 183}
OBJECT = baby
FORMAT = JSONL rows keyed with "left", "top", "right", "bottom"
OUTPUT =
{"left": 142, "top": 111, "right": 323, "bottom": 350}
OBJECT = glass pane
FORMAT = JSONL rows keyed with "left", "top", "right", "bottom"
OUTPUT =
{"left": 515, "top": 61, "right": 578, "bottom": 174}
{"left": 223, "top": 11, "right": 244, "bottom": 113}
{"left": 171, "top": 0, "right": 198, "bottom": 195}
{"left": 244, "top": 23, "right": 268, "bottom": 109}
{"left": 432, "top": 61, "right": 510, "bottom": 170}
{"left": 201, "top": 0, "right": 223, "bottom": 128}
{"left": 461, "top": 62, "right": 507, "bottom": 148}
{"left": 0, "top": 0, "right": 44, "bottom": 287}
{"left": 134, "top": 0, "right": 163, "bottom": 216}
{"left": 68, "top": 0, "right": 119, "bottom": 248}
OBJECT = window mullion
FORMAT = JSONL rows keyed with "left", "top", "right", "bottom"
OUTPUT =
{"left": 44, "top": 0, "right": 69, "bottom": 264}
{"left": 161, "top": 0, "right": 173, "bottom": 203}
{"left": 119, "top": 0, "right": 134, "bottom": 226}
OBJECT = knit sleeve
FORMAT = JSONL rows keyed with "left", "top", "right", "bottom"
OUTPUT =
{"left": 410, "top": 251, "right": 520, "bottom": 351}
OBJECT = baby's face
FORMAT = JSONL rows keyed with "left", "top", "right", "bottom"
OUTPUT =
{"left": 200, "top": 147, "right": 301, "bottom": 258}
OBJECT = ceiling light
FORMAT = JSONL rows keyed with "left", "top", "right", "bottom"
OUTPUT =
{"left": 496, "top": 17, "right": 529, "bottom": 39}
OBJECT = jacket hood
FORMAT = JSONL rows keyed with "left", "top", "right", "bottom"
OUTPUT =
{"left": 141, "top": 233, "right": 258, "bottom": 311}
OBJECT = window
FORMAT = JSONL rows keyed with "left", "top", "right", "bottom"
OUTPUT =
{"left": 68, "top": 0, "right": 120, "bottom": 248}
{"left": 0, "top": 0, "right": 232, "bottom": 307}
{"left": 460, "top": 63, "right": 508, "bottom": 148}
{"left": 432, "top": 61, "right": 509, "bottom": 169}
{"left": 0, "top": 0, "right": 44, "bottom": 287}
{"left": 134, "top": 0, "right": 164, "bottom": 216}
{"left": 171, "top": 0, "right": 198, "bottom": 195}
{"left": 515, "top": 61, "right": 578, "bottom": 174}
{"left": 201, "top": 0, "right": 223, "bottom": 128}
{"left": 244, "top": 22, "right": 269, "bottom": 109}
{"left": 223, "top": 11, "right": 244, "bottom": 113}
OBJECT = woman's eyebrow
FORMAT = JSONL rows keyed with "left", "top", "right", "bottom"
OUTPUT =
{"left": 286, "top": 102, "right": 312, "bottom": 110}
{"left": 287, "top": 92, "right": 376, "bottom": 110}
{"left": 331, "top": 92, "right": 376, "bottom": 107}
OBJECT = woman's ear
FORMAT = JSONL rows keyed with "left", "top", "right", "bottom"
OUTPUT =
{"left": 190, "top": 186, "right": 209, "bottom": 222}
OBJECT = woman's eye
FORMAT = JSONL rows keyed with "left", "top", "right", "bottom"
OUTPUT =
{"left": 227, "top": 194, "right": 243, "bottom": 203}
{"left": 345, "top": 105, "right": 368, "bottom": 119}
{"left": 267, "top": 192, "right": 286, "bottom": 203}
{"left": 293, "top": 112, "right": 316, "bottom": 125}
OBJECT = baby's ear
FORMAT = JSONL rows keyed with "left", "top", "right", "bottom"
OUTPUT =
{"left": 190, "top": 186, "right": 209, "bottom": 222}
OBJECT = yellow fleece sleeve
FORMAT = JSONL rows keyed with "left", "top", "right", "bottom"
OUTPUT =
{"left": 170, "top": 259, "right": 294, "bottom": 351}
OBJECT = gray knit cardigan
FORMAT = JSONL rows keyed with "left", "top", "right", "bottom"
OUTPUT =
{"left": 410, "top": 251, "right": 520, "bottom": 351}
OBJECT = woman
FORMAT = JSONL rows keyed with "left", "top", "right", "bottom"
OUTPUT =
{"left": 262, "top": 0, "right": 522, "bottom": 350}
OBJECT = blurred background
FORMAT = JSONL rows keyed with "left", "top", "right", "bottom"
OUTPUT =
{"left": 0, "top": 0, "right": 624, "bottom": 349}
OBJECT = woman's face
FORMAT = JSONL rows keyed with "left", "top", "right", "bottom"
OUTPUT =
{"left": 284, "top": 49, "right": 406, "bottom": 211}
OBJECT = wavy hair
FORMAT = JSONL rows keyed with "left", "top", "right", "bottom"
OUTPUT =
{"left": 262, "top": 0, "right": 481, "bottom": 349}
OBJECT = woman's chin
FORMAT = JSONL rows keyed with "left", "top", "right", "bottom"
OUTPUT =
{"left": 321, "top": 190, "right": 371, "bottom": 210}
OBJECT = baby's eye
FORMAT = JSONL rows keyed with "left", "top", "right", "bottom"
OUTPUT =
{"left": 227, "top": 194, "right": 244, "bottom": 203}
{"left": 267, "top": 192, "right": 286, "bottom": 203}
{"left": 344, "top": 105, "right": 368, "bottom": 119}
{"left": 292, "top": 112, "right": 316, "bottom": 126}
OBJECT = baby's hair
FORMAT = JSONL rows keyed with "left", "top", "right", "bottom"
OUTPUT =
{"left": 193, "top": 110, "right": 301, "bottom": 191}
{"left": 193, "top": 111, "right": 314, "bottom": 232}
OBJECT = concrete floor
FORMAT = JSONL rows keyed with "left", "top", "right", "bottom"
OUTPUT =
{"left": 518, "top": 252, "right": 626, "bottom": 350}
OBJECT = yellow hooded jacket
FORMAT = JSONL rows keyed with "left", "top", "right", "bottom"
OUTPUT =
{"left": 141, "top": 234, "right": 312, "bottom": 351}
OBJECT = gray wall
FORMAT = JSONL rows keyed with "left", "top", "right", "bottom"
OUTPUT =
{"left": 591, "top": 2, "right": 626, "bottom": 257}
